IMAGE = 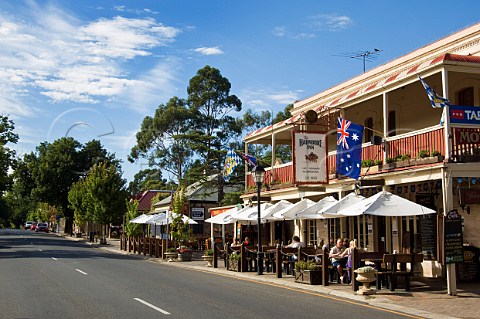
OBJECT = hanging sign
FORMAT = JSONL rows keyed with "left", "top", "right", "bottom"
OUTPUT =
{"left": 292, "top": 131, "right": 328, "bottom": 184}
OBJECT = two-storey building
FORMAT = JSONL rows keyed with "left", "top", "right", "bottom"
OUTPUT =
{"left": 241, "top": 22, "right": 480, "bottom": 278}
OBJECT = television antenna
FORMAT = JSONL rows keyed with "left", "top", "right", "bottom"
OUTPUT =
{"left": 334, "top": 49, "right": 382, "bottom": 73}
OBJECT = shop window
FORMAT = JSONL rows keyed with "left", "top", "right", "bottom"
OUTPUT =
{"left": 192, "top": 222, "right": 204, "bottom": 235}
{"left": 308, "top": 220, "right": 317, "bottom": 246}
{"left": 364, "top": 117, "right": 373, "bottom": 143}
{"left": 457, "top": 87, "right": 474, "bottom": 106}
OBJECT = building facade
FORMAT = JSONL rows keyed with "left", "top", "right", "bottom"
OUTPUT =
{"left": 242, "top": 23, "right": 480, "bottom": 279}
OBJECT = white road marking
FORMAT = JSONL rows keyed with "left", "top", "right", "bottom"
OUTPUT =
{"left": 51, "top": 257, "right": 57, "bottom": 261}
{"left": 38, "top": 249, "right": 42, "bottom": 251}
{"left": 134, "top": 298, "right": 170, "bottom": 315}
{"left": 75, "top": 269, "right": 88, "bottom": 275}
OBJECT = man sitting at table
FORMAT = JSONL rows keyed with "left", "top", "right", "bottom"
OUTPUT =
{"left": 286, "top": 236, "right": 305, "bottom": 260}
{"left": 329, "top": 238, "right": 347, "bottom": 283}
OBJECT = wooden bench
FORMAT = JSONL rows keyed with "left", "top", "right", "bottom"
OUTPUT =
{"left": 244, "top": 246, "right": 258, "bottom": 272}
{"left": 275, "top": 246, "right": 298, "bottom": 278}
{"left": 262, "top": 246, "right": 277, "bottom": 273}
{"left": 382, "top": 253, "right": 424, "bottom": 292}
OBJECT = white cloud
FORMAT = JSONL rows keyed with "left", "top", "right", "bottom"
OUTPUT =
{"left": 194, "top": 47, "right": 224, "bottom": 56}
{"left": 272, "top": 26, "right": 287, "bottom": 37}
{"left": 307, "top": 14, "right": 353, "bottom": 31}
{"left": 240, "top": 88, "right": 300, "bottom": 111}
{"left": 272, "top": 26, "right": 315, "bottom": 39}
{"left": 0, "top": 4, "right": 182, "bottom": 114}
{"left": 118, "top": 58, "right": 182, "bottom": 114}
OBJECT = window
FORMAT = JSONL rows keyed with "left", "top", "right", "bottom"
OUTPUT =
{"left": 364, "top": 117, "right": 373, "bottom": 143}
{"left": 458, "top": 87, "right": 474, "bottom": 106}
{"left": 388, "top": 110, "right": 396, "bottom": 137}
{"left": 308, "top": 220, "right": 317, "bottom": 246}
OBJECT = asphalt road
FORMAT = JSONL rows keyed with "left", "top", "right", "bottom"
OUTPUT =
{"left": 0, "top": 229, "right": 418, "bottom": 319}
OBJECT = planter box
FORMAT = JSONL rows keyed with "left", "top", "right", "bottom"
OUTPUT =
{"left": 395, "top": 159, "right": 411, "bottom": 168}
{"left": 178, "top": 252, "right": 192, "bottom": 262}
{"left": 294, "top": 270, "right": 323, "bottom": 285}
{"left": 380, "top": 163, "right": 396, "bottom": 170}
{"left": 228, "top": 259, "right": 241, "bottom": 272}
{"left": 361, "top": 165, "right": 379, "bottom": 174}
{"left": 413, "top": 156, "right": 445, "bottom": 165}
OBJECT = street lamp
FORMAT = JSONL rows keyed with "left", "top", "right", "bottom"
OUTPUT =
{"left": 252, "top": 165, "right": 265, "bottom": 275}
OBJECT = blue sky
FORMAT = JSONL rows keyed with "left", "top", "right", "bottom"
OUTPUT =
{"left": 1, "top": 0, "right": 479, "bottom": 183}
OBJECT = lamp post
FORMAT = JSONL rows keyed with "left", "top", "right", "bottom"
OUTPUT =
{"left": 252, "top": 165, "right": 265, "bottom": 275}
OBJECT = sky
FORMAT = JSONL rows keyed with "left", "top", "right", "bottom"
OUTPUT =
{"left": 1, "top": 0, "right": 479, "bottom": 183}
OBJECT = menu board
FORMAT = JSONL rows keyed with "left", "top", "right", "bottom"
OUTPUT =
{"left": 458, "top": 246, "right": 480, "bottom": 282}
{"left": 420, "top": 214, "right": 436, "bottom": 260}
{"left": 444, "top": 209, "right": 464, "bottom": 264}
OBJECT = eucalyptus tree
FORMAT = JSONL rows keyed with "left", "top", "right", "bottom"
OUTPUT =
{"left": 186, "top": 65, "right": 242, "bottom": 201}
{"left": 127, "top": 168, "right": 177, "bottom": 196}
{"left": 129, "top": 96, "right": 193, "bottom": 184}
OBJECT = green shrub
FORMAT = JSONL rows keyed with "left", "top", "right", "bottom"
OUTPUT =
{"left": 418, "top": 150, "right": 430, "bottom": 158}
{"left": 374, "top": 159, "right": 383, "bottom": 166}
{"left": 400, "top": 154, "right": 411, "bottom": 161}
{"left": 431, "top": 150, "right": 442, "bottom": 157}
{"left": 204, "top": 249, "right": 214, "bottom": 256}
{"left": 385, "top": 157, "right": 395, "bottom": 164}
{"left": 361, "top": 159, "right": 375, "bottom": 167}
{"left": 295, "top": 260, "right": 321, "bottom": 271}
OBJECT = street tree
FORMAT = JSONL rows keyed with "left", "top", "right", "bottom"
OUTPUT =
{"left": 128, "top": 168, "right": 177, "bottom": 196}
{"left": 129, "top": 96, "right": 193, "bottom": 183}
{"left": 0, "top": 115, "right": 19, "bottom": 195}
{"left": 81, "top": 162, "right": 128, "bottom": 242}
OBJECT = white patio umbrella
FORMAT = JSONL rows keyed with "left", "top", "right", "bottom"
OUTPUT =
{"left": 272, "top": 198, "right": 316, "bottom": 220}
{"left": 337, "top": 191, "right": 436, "bottom": 216}
{"left": 320, "top": 192, "right": 365, "bottom": 215}
{"left": 260, "top": 200, "right": 293, "bottom": 222}
{"left": 205, "top": 206, "right": 242, "bottom": 249}
{"left": 230, "top": 203, "right": 273, "bottom": 224}
{"left": 204, "top": 206, "right": 241, "bottom": 225}
{"left": 295, "top": 196, "right": 339, "bottom": 219}
{"left": 129, "top": 214, "right": 152, "bottom": 224}
{"left": 149, "top": 211, "right": 198, "bottom": 225}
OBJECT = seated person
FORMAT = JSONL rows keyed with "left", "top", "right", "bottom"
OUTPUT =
{"left": 329, "top": 238, "right": 347, "bottom": 283}
{"left": 243, "top": 237, "right": 250, "bottom": 246}
{"left": 286, "top": 235, "right": 305, "bottom": 260}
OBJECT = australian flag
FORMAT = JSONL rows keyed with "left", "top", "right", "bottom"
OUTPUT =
{"left": 336, "top": 118, "right": 364, "bottom": 180}
{"left": 240, "top": 153, "right": 257, "bottom": 169}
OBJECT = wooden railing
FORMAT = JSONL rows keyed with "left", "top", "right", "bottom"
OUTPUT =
{"left": 246, "top": 126, "right": 446, "bottom": 190}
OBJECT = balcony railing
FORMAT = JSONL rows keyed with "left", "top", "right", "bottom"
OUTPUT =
{"left": 246, "top": 126, "right": 446, "bottom": 190}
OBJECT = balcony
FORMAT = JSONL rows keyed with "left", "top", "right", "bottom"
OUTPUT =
{"left": 246, "top": 126, "right": 446, "bottom": 191}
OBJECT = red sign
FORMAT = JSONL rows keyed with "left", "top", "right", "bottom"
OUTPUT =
{"left": 451, "top": 109, "right": 465, "bottom": 120}
{"left": 454, "top": 128, "right": 480, "bottom": 145}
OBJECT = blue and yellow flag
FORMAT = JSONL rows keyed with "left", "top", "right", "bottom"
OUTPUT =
{"left": 419, "top": 76, "right": 450, "bottom": 108}
{"left": 223, "top": 148, "right": 242, "bottom": 182}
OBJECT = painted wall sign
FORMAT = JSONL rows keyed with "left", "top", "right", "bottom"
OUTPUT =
{"left": 454, "top": 127, "right": 480, "bottom": 145}
{"left": 450, "top": 105, "right": 480, "bottom": 125}
{"left": 292, "top": 131, "right": 328, "bottom": 184}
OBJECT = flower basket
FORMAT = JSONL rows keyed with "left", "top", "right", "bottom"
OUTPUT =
{"left": 228, "top": 253, "right": 241, "bottom": 271}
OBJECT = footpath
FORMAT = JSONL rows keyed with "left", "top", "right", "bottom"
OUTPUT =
{"left": 62, "top": 235, "right": 479, "bottom": 319}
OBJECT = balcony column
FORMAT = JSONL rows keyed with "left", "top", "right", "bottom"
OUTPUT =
{"left": 245, "top": 142, "right": 249, "bottom": 192}
{"left": 442, "top": 68, "right": 452, "bottom": 161}
{"left": 382, "top": 92, "right": 388, "bottom": 162}
{"left": 271, "top": 132, "right": 276, "bottom": 184}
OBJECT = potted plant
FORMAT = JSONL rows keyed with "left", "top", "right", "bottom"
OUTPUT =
{"left": 202, "top": 249, "right": 214, "bottom": 267}
{"left": 354, "top": 266, "right": 377, "bottom": 295}
{"left": 164, "top": 247, "right": 178, "bottom": 262}
{"left": 294, "top": 260, "right": 322, "bottom": 285}
{"left": 228, "top": 252, "right": 241, "bottom": 272}
{"left": 383, "top": 157, "right": 396, "bottom": 170}
{"left": 177, "top": 246, "right": 193, "bottom": 262}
